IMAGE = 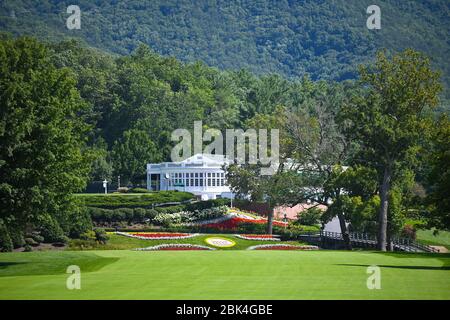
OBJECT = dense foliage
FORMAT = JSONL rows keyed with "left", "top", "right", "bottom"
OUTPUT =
{"left": 0, "top": 0, "right": 449, "bottom": 106}
{"left": 0, "top": 37, "right": 93, "bottom": 250}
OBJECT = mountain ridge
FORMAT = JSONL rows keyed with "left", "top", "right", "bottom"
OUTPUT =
{"left": 1, "top": 0, "right": 449, "bottom": 102}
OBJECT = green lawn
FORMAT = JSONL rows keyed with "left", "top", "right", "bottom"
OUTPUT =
{"left": 417, "top": 229, "right": 450, "bottom": 249}
{"left": 0, "top": 250, "right": 449, "bottom": 299}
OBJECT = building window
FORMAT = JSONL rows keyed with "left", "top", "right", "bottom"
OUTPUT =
{"left": 212, "top": 179, "right": 215, "bottom": 187}
{"left": 220, "top": 179, "right": 224, "bottom": 186}
{"left": 208, "top": 178, "right": 211, "bottom": 187}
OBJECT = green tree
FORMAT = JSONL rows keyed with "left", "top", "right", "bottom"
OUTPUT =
{"left": 425, "top": 115, "right": 450, "bottom": 230}
{"left": 0, "top": 37, "right": 93, "bottom": 250}
{"left": 340, "top": 50, "right": 442, "bottom": 250}
{"left": 112, "top": 129, "right": 161, "bottom": 185}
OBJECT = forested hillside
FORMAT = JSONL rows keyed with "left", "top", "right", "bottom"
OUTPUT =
{"left": 0, "top": 0, "right": 449, "bottom": 103}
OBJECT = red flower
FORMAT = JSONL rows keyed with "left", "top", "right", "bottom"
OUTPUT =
{"left": 203, "top": 216, "right": 286, "bottom": 230}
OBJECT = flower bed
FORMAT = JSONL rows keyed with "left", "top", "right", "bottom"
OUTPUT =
{"left": 247, "top": 244, "right": 319, "bottom": 250}
{"left": 186, "top": 210, "right": 287, "bottom": 231}
{"left": 202, "top": 216, "right": 286, "bottom": 230}
{"left": 115, "top": 232, "right": 200, "bottom": 240}
{"left": 234, "top": 234, "right": 281, "bottom": 241}
{"left": 135, "top": 244, "right": 215, "bottom": 251}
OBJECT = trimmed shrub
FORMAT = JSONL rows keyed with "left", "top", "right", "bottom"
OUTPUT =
{"left": 133, "top": 208, "right": 146, "bottom": 222}
{"left": 144, "top": 209, "right": 158, "bottom": 220}
{"left": 23, "top": 244, "right": 32, "bottom": 252}
{"left": 185, "top": 199, "right": 230, "bottom": 211}
{"left": 130, "top": 188, "right": 150, "bottom": 193}
{"left": 67, "top": 208, "right": 93, "bottom": 239}
{"left": 78, "top": 191, "right": 194, "bottom": 208}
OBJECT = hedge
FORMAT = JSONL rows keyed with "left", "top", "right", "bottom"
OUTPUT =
{"left": 77, "top": 191, "right": 195, "bottom": 208}
{"left": 88, "top": 198, "right": 231, "bottom": 223}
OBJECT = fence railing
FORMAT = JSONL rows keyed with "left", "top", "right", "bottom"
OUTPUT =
{"left": 297, "top": 230, "right": 439, "bottom": 253}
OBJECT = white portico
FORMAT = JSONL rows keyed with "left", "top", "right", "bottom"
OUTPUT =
{"left": 146, "top": 154, "right": 234, "bottom": 201}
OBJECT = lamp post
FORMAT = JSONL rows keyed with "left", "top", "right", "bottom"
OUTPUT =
{"left": 102, "top": 179, "right": 108, "bottom": 194}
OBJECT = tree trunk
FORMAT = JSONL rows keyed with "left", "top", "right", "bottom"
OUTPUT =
{"left": 377, "top": 165, "right": 391, "bottom": 251}
{"left": 337, "top": 212, "right": 352, "bottom": 250}
{"left": 386, "top": 230, "right": 394, "bottom": 252}
{"left": 266, "top": 207, "right": 274, "bottom": 235}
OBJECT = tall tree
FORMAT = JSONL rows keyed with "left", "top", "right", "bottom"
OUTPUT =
{"left": 112, "top": 129, "right": 161, "bottom": 185}
{"left": 340, "top": 50, "right": 442, "bottom": 250}
{"left": 0, "top": 37, "right": 93, "bottom": 250}
{"left": 425, "top": 115, "right": 450, "bottom": 230}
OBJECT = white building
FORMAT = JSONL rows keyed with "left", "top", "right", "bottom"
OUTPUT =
{"left": 146, "top": 154, "right": 234, "bottom": 201}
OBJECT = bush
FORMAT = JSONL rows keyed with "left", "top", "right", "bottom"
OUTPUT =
{"left": 152, "top": 206, "right": 228, "bottom": 226}
{"left": 133, "top": 208, "right": 146, "bottom": 222}
{"left": 23, "top": 244, "right": 32, "bottom": 252}
{"left": 38, "top": 215, "right": 69, "bottom": 243}
{"left": 25, "top": 237, "right": 38, "bottom": 246}
{"left": 401, "top": 224, "right": 417, "bottom": 240}
{"left": 155, "top": 205, "right": 185, "bottom": 214}
{"left": 68, "top": 239, "right": 99, "bottom": 250}
{"left": 237, "top": 222, "right": 267, "bottom": 234}
{"left": 80, "top": 230, "right": 97, "bottom": 241}
{"left": 185, "top": 198, "right": 230, "bottom": 211}
{"left": 8, "top": 227, "right": 25, "bottom": 249}
{"left": 78, "top": 191, "right": 194, "bottom": 208}
{"left": 144, "top": 209, "right": 158, "bottom": 221}
{"left": 111, "top": 209, "right": 125, "bottom": 222}
{"left": 30, "top": 233, "right": 44, "bottom": 243}
{"left": 0, "top": 219, "right": 13, "bottom": 252}
{"left": 297, "top": 208, "right": 322, "bottom": 226}
{"left": 117, "top": 187, "right": 129, "bottom": 193}
{"left": 66, "top": 207, "right": 93, "bottom": 239}
{"left": 130, "top": 188, "right": 150, "bottom": 193}
{"left": 94, "top": 228, "right": 109, "bottom": 244}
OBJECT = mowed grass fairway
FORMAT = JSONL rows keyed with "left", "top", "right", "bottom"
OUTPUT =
{"left": 0, "top": 250, "right": 449, "bottom": 299}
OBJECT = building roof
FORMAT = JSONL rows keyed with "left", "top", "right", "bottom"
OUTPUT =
{"left": 147, "top": 153, "right": 230, "bottom": 170}
{"left": 181, "top": 154, "right": 230, "bottom": 165}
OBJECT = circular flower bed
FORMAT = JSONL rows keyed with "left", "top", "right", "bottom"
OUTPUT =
{"left": 205, "top": 237, "right": 236, "bottom": 248}
{"left": 136, "top": 244, "right": 215, "bottom": 251}
{"left": 115, "top": 232, "right": 200, "bottom": 240}
{"left": 247, "top": 244, "right": 319, "bottom": 250}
